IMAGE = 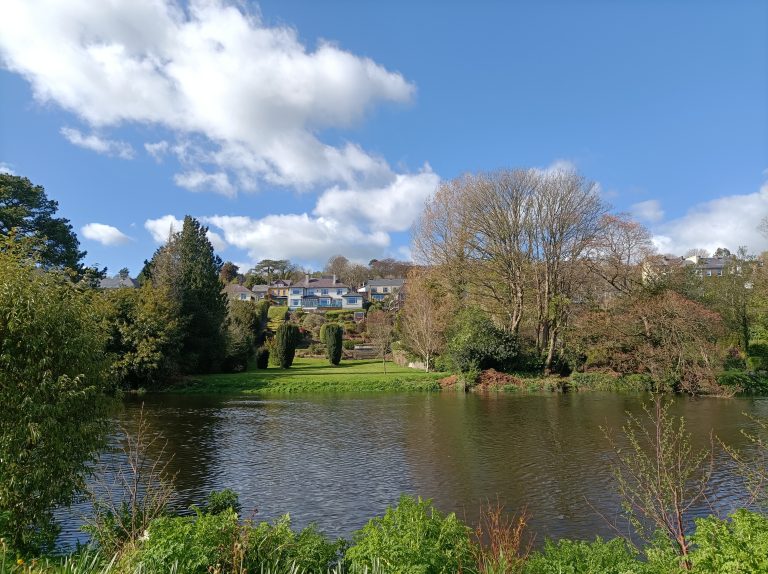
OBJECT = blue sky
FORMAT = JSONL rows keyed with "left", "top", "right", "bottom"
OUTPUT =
{"left": 1, "top": 0, "right": 766, "bottom": 276}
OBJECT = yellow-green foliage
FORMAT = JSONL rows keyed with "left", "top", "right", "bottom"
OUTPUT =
{"left": 0, "top": 248, "right": 111, "bottom": 553}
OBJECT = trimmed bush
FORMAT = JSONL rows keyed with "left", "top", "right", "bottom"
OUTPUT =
{"left": 325, "top": 323, "right": 344, "bottom": 365}
{"left": 255, "top": 346, "right": 270, "bottom": 369}
{"left": 345, "top": 495, "right": 475, "bottom": 573}
{"left": 275, "top": 323, "right": 300, "bottom": 368}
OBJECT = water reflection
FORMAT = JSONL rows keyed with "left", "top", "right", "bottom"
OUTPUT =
{"left": 59, "top": 392, "right": 768, "bottom": 549}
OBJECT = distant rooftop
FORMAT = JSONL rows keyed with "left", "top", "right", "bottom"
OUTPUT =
{"left": 99, "top": 276, "right": 138, "bottom": 289}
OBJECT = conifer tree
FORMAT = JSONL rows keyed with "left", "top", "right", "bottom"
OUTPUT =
{"left": 325, "top": 323, "right": 343, "bottom": 365}
{"left": 275, "top": 322, "right": 300, "bottom": 368}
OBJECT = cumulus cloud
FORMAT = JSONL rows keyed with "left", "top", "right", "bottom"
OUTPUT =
{"left": 631, "top": 199, "right": 664, "bottom": 223}
{"left": 0, "top": 162, "right": 15, "bottom": 175}
{"left": 651, "top": 181, "right": 768, "bottom": 255}
{"left": 81, "top": 222, "right": 132, "bottom": 245}
{"left": 1, "top": 0, "right": 415, "bottom": 193}
{"left": 174, "top": 170, "right": 235, "bottom": 197}
{"left": 144, "top": 214, "right": 228, "bottom": 251}
{"left": 205, "top": 214, "right": 390, "bottom": 264}
{"left": 144, "top": 215, "right": 184, "bottom": 243}
{"left": 313, "top": 167, "right": 439, "bottom": 232}
{"left": 60, "top": 127, "right": 134, "bottom": 159}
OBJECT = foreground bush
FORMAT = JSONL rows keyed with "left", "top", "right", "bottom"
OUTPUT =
{"left": 0, "top": 246, "right": 112, "bottom": 554}
{"left": 345, "top": 495, "right": 475, "bottom": 573}
{"left": 524, "top": 537, "right": 645, "bottom": 574}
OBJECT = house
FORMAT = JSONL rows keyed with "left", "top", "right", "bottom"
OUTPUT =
{"left": 642, "top": 254, "right": 736, "bottom": 285}
{"left": 285, "top": 275, "right": 364, "bottom": 310}
{"left": 99, "top": 275, "right": 138, "bottom": 289}
{"left": 250, "top": 284, "right": 269, "bottom": 301}
{"left": 268, "top": 279, "right": 293, "bottom": 306}
{"left": 223, "top": 283, "right": 256, "bottom": 302}
{"left": 357, "top": 278, "right": 405, "bottom": 301}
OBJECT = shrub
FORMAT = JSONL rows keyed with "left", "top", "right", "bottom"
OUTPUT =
{"left": 325, "top": 323, "right": 344, "bottom": 365}
{"left": 345, "top": 495, "right": 475, "bottom": 573}
{"left": 130, "top": 509, "right": 240, "bottom": 574}
{"left": 243, "top": 515, "right": 343, "bottom": 573}
{"left": 203, "top": 489, "right": 241, "bottom": 515}
{"left": 343, "top": 339, "right": 362, "bottom": 350}
{"left": 255, "top": 346, "right": 270, "bottom": 369}
{"left": 268, "top": 305, "right": 289, "bottom": 321}
{"left": 445, "top": 308, "right": 520, "bottom": 374}
{"left": 320, "top": 322, "right": 331, "bottom": 344}
{"left": 275, "top": 323, "right": 300, "bottom": 368}
{"left": 689, "top": 510, "right": 768, "bottom": 573}
{"left": 718, "top": 370, "right": 768, "bottom": 394}
{"left": 747, "top": 341, "right": 768, "bottom": 372}
{"left": 0, "top": 247, "right": 111, "bottom": 554}
{"left": 524, "top": 537, "right": 643, "bottom": 574}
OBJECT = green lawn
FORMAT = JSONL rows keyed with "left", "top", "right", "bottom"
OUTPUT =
{"left": 178, "top": 357, "right": 446, "bottom": 394}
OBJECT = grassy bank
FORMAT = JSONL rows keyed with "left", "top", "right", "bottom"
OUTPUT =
{"left": 178, "top": 358, "right": 445, "bottom": 394}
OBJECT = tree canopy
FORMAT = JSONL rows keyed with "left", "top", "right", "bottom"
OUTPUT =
{"left": 0, "top": 174, "right": 85, "bottom": 269}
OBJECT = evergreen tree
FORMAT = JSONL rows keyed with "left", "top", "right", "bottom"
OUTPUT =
{"left": 325, "top": 323, "right": 343, "bottom": 365}
{"left": 275, "top": 322, "right": 300, "bottom": 368}
{"left": 146, "top": 216, "right": 227, "bottom": 373}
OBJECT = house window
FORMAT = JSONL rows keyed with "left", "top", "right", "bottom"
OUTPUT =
{"left": 337, "top": 289, "right": 343, "bottom": 295}
{"left": 291, "top": 299, "right": 301, "bottom": 306}
{"left": 292, "top": 288, "right": 302, "bottom": 295}
{"left": 321, "top": 289, "right": 328, "bottom": 295}
{"left": 347, "top": 297, "right": 358, "bottom": 304}
{"left": 383, "top": 287, "right": 389, "bottom": 293}
{"left": 239, "top": 293, "right": 248, "bottom": 300}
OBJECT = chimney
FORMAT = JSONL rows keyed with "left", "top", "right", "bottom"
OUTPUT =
{"left": 305, "top": 273, "right": 310, "bottom": 285}
{"left": 333, "top": 273, "right": 337, "bottom": 284}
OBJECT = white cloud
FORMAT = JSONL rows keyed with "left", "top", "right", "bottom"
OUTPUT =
{"left": 144, "top": 140, "right": 169, "bottom": 161}
{"left": 651, "top": 181, "right": 768, "bottom": 255}
{"left": 631, "top": 199, "right": 664, "bottom": 223}
{"left": 313, "top": 167, "right": 440, "bottom": 232}
{"left": 206, "top": 229, "right": 227, "bottom": 252}
{"left": 144, "top": 214, "right": 228, "bottom": 252}
{"left": 81, "top": 222, "right": 132, "bottom": 245}
{"left": 0, "top": 162, "right": 15, "bottom": 175}
{"left": 144, "top": 215, "right": 183, "bottom": 243}
{"left": 60, "top": 127, "right": 134, "bottom": 159}
{"left": 205, "top": 214, "right": 390, "bottom": 264}
{"left": 174, "top": 170, "right": 235, "bottom": 197}
{"left": 1, "top": 0, "right": 415, "bottom": 193}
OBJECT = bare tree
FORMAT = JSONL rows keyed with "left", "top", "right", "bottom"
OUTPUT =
{"left": 584, "top": 213, "right": 655, "bottom": 296}
{"left": 325, "top": 254, "right": 350, "bottom": 279}
{"left": 684, "top": 248, "right": 709, "bottom": 259}
{"left": 529, "top": 168, "right": 607, "bottom": 371}
{"left": 400, "top": 269, "right": 451, "bottom": 371}
{"left": 342, "top": 263, "right": 370, "bottom": 290}
{"left": 367, "top": 310, "right": 394, "bottom": 373}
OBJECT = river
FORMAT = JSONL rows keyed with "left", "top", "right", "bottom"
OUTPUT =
{"left": 58, "top": 392, "right": 768, "bottom": 549}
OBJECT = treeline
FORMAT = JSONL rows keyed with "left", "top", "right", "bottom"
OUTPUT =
{"left": 222, "top": 254, "right": 412, "bottom": 289}
{"left": 403, "top": 167, "right": 768, "bottom": 394}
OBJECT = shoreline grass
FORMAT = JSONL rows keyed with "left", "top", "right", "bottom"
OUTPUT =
{"left": 175, "top": 358, "right": 445, "bottom": 394}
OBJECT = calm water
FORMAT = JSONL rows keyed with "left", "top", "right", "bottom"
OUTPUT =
{"left": 59, "top": 392, "right": 768, "bottom": 548}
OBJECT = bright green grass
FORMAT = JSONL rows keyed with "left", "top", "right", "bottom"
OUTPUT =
{"left": 178, "top": 358, "right": 446, "bottom": 394}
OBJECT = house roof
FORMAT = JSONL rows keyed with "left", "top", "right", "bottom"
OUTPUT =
{"left": 366, "top": 278, "right": 405, "bottom": 287}
{"left": 251, "top": 284, "right": 269, "bottom": 293}
{"left": 223, "top": 283, "right": 253, "bottom": 296}
{"left": 300, "top": 276, "right": 349, "bottom": 289}
{"left": 99, "top": 276, "right": 138, "bottom": 289}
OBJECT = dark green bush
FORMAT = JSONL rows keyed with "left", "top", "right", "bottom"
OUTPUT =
{"left": 255, "top": 346, "right": 269, "bottom": 369}
{"left": 275, "top": 323, "right": 300, "bottom": 368}
{"left": 345, "top": 495, "right": 475, "bottom": 573}
{"left": 748, "top": 341, "right": 768, "bottom": 371}
{"left": 524, "top": 537, "right": 643, "bottom": 574}
{"left": 718, "top": 370, "right": 768, "bottom": 394}
{"left": 325, "top": 324, "right": 344, "bottom": 365}
{"left": 445, "top": 308, "right": 520, "bottom": 374}
{"left": 343, "top": 339, "right": 362, "bottom": 350}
